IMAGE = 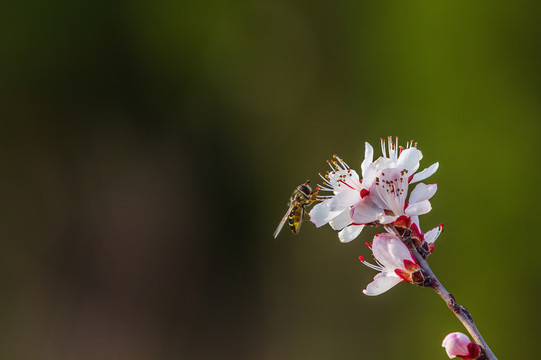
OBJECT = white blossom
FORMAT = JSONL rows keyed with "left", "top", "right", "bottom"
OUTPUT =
{"left": 359, "top": 232, "right": 421, "bottom": 296}
{"left": 309, "top": 137, "right": 439, "bottom": 243}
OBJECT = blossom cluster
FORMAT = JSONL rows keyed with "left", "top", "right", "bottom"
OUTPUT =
{"left": 309, "top": 137, "right": 441, "bottom": 295}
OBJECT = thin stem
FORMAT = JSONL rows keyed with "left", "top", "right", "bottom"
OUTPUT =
{"left": 388, "top": 226, "right": 498, "bottom": 360}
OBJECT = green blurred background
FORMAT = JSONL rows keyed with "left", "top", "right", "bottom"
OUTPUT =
{"left": 0, "top": 1, "right": 538, "bottom": 359}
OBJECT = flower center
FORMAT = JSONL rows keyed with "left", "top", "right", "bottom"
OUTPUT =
{"left": 372, "top": 168, "right": 409, "bottom": 215}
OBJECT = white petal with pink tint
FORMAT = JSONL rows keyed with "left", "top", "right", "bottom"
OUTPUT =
{"left": 329, "top": 209, "right": 353, "bottom": 230}
{"left": 409, "top": 183, "right": 437, "bottom": 204}
{"left": 326, "top": 188, "right": 360, "bottom": 211}
{"left": 351, "top": 197, "right": 382, "bottom": 224}
{"left": 411, "top": 162, "right": 439, "bottom": 183}
{"left": 376, "top": 214, "right": 398, "bottom": 224}
{"left": 396, "top": 147, "right": 423, "bottom": 174}
{"left": 372, "top": 233, "right": 413, "bottom": 269}
{"left": 361, "top": 142, "right": 374, "bottom": 177}
{"left": 363, "top": 273, "right": 403, "bottom": 296}
{"left": 309, "top": 202, "right": 342, "bottom": 228}
{"left": 405, "top": 200, "right": 432, "bottom": 216}
{"left": 425, "top": 225, "right": 443, "bottom": 245}
{"left": 338, "top": 224, "right": 364, "bottom": 243}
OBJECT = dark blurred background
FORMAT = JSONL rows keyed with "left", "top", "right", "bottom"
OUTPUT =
{"left": 0, "top": 1, "right": 539, "bottom": 359}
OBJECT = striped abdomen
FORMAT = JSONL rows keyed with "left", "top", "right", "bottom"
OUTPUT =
{"left": 288, "top": 204, "right": 304, "bottom": 234}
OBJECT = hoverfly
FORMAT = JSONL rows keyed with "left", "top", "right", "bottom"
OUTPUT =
{"left": 273, "top": 180, "right": 318, "bottom": 238}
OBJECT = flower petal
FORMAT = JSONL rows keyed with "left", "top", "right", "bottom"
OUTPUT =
{"left": 408, "top": 183, "right": 437, "bottom": 204}
{"left": 329, "top": 209, "right": 352, "bottom": 230}
{"left": 410, "top": 215, "right": 420, "bottom": 228}
{"left": 372, "top": 233, "right": 412, "bottom": 270}
{"left": 338, "top": 224, "right": 365, "bottom": 243}
{"left": 405, "top": 199, "right": 432, "bottom": 216}
{"left": 362, "top": 272, "right": 403, "bottom": 296}
{"left": 397, "top": 147, "right": 422, "bottom": 174}
{"left": 309, "top": 202, "right": 342, "bottom": 228}
{"left": 327, "top": 187, "right": 360, "bottom": 211}
{"left": 411, "top": 162, "right": 439, "bottom": 183}
{"left": 376, "top": 214, "right": 398, "bottom": 224}
{"left": 425, "top": 226, "right": 442, "bottom": 244}
{"left": 361, "top": 142, "right": 374, "bottom": 177}
{"left": 351, "top": 197, "right": 382, "bottom": 224}
{"left": 361, "top": 163, "right": 377, "bottom": 189}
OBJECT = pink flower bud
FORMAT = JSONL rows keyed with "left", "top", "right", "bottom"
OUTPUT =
{"left": 441, "top": 332, "right": 481, "bottom": 359}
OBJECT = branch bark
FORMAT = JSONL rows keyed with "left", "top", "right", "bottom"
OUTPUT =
{"left": 412, "top": 247, "right": 497, "bottom": 360}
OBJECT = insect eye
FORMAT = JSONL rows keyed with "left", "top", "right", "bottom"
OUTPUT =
{"left": 298, "top": 184, "right": 312, "bottom": 195}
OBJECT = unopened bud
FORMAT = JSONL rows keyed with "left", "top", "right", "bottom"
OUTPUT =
{"left": 442, "top": 332, "right": 481, "bottom": 359}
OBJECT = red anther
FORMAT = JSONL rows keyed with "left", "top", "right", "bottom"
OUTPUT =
{"left": 315, "top": 186, "right": 321, "bottom": 191}
{"left": 408, "top": 174, "right": 414, "bottom": 183}
{"left": 375, "top": 232, "right": 379, "bottom": 236}
{"left": 364, "top": 242, "right": 371, "bottom": 247}
{"left": 360, "top": 189, "right": 370, "bottom": 199}
{"left": 359, "top": 256, "right": 365, "bottom": 262}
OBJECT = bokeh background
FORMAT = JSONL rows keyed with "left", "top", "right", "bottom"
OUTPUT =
{"left": 0, "top": 1, "right": 538, "bottom": 359}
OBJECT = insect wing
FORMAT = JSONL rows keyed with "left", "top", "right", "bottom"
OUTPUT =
{"left": 273, "top": 203, "right": 296, "bottom": 238}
